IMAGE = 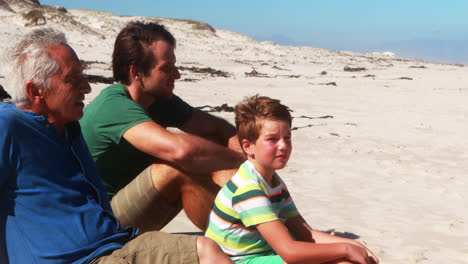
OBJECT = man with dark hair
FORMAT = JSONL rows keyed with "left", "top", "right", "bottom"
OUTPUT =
{"left": 80, "top": 21, "right": 245, "bottom": 232}
{"left": 0, "top": 26, "right": 234, "bottom": 264}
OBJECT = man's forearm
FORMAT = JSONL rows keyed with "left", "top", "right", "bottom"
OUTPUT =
{"left": 181, "top": 109, "right": 240, "bottom": 148}
{"left": 174, "top": 133, "right": 246, "bottom": 175}
{"left": 227, "top": 134, "right": 243, "bottom": 154}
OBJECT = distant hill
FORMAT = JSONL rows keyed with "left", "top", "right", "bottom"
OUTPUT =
{"left": 2, "top": 0, "right": 461, "bottom": 103}
{"left": 1, "top": 0, "right": 40, "bottom": 12}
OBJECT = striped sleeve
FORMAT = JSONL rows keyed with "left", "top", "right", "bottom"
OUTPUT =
{"left": 281, "top": 188, "right": 299, "bottom": 218}
{"left": 232, "top": 184, "right": 279, "bottom": 228}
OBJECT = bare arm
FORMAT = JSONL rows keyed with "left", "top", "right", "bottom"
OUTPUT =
{"left": 285, "top": 215, "right": 379, "bottom": 263}
{"left": 257, "top": 220, "right": 372, "bottom": 264}
{"left": 123, "top": 120, "right": 245, "bottom": 175}
{"left": 179, "top": 108, "right": 243, "bottom": 153}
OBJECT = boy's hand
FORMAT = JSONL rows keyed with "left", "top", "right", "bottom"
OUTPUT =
{"left": 366, "top": 248, "right": 379, "bottom": 264}
{"left": 345, "top": 243, "right": 378, "bottom": 264}
{"left": 352, "top": 241, "right": 379, "bottom": 264}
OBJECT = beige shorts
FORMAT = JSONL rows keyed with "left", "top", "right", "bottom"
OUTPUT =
{"left": 90, "top": 231, "right": 198, "bottom": 264}
{"left": 110, "top": 166, "right": 183, "bottom": 233}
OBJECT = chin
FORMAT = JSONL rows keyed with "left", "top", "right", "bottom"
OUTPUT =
{"left": 274, "top": 161, "right": 288, "bottom": 170}
{"left": 71, "top": 111, "right": 84, "bottom": 122}
{"left": 162, "top": 93, "right": 174, "bottom": 100}
{"left": 275, "top": 165, "right": 287, "bottom": 171}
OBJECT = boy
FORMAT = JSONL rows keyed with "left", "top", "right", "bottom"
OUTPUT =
{"left": 205, "top": 95, "right": 379, "bottom": 264}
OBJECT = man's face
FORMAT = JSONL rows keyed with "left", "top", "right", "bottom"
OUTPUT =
{"left": 140, "top": 40, "right": 180, "bottom": 100}
{"left": 42, "top": 44, "right": 91, "bottom": 127}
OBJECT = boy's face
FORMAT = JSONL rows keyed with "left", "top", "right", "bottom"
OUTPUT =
{"left": 244, "top": 118, "right": 292, "bottom": 177}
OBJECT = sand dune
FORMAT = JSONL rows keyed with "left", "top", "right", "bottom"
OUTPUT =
{"left": 1, "top": 2, "right": 467, "bottom": 263}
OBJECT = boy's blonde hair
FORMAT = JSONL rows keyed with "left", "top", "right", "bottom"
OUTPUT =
{"left": 234, "top": 95, "right": 292, "bottom": 145}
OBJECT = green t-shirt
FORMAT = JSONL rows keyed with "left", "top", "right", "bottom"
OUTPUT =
{"left": 80, "top": 83, "right": 193, "bottom": 197}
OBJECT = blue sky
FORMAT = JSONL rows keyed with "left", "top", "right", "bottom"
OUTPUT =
{"left": 40, "top": 0, "right": 468, "bottom": 64}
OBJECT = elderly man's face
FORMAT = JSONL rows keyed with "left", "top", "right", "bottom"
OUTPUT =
{"left": 42, "top": 44, "right": 91, "bottom": 127}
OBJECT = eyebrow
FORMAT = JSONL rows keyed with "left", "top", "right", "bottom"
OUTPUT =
{"left": 64, "top": 69, "right": 82, "bottom": 80}
{"left": 158, "top": 61, "right": 173, "bottom": 68}
{"left": 264, "top": 132, "right": 291, "bottom": 136}
{"left": 266, "top": 130, "right": 291, "bottom": 135}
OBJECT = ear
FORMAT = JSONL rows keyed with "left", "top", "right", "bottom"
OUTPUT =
{"left": 25, "top": 80, "right": 44, "bottom": 105}
{"left": 129, "top": 65, "right": 140, "bottom": 80}
{"left": 241, "top": 139, "right": 255, "bottom": 158}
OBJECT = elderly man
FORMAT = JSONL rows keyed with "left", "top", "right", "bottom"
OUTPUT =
{"left": 0, "top": 27, "right": 233, "bottom": 264}
{"left": 80, "top": 21, "right": 245, "bottom": 232}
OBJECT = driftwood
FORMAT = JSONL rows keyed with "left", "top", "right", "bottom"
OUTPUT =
{"left": 344, "top": 66, "right": 366, "bottom": 72}
{"left": 196, "top": 104, "right": 234, "bottom": 112}
{"left": 294, "top": 115, "right": 334, "bottom": 120}
{"left": 178, "top": 66, "right": 229, "bottom": 77}
{"left": 84, "top": 74, "right": 114, "bottom": 84}
{"left": 80, "top": 60, "right": 107, "bottom": 70}
{"left": 245, "top": 69, "right": 270, "bottom": 78}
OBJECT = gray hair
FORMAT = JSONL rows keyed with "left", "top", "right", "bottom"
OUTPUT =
{"left": 1, "top": 27, "right": 67, "bottom": 107}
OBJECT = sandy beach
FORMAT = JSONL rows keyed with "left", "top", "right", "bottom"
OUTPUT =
{"left": 1, "top": 3, "right": 467, "bottom": 263}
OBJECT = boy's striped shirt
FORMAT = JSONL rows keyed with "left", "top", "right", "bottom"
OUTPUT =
{"left": 205, "top": 160, "right": 299, "bottom": 262}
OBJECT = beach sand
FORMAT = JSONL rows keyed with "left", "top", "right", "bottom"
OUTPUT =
{"left": 1, "top": 4, "right": 467, "bottom": 263}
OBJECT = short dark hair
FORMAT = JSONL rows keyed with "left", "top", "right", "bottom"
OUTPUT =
{"left": 112, "top": 21, "right": 176, "bottom": 85}
{"left": 234, "top": 95, "right": 292, "bottom": 144}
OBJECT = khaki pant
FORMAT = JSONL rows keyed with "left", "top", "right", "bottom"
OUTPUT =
{"left": 90, "top": 231, "right": 198, "bottom": 264}
{"left": 110, "top": 166, "right": 183, "bottom": 232}
{"left": 93, "top": 166, "right": 198, "bottom": 263}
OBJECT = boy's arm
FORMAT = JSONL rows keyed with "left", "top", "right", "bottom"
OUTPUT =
{"left": 284, "top": 214, "right": 315, "bottom": 243}
{"left": 285, "top": 215, "right": 379, "bottom": 263}
{"left": 256, "top": 220, "right": 373, "bottom": 264}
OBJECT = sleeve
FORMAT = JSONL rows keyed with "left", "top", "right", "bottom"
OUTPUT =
{"left": 147, "top": 95, "right": 194, "bottom": 127}
{"left": 280, "top": 186, "right": 300, "bottom": 219}
{"left": 0, "top": 118, "right": 15, "bottom": 189}
{"left": 232, "top": 184, "right": 279, "bottom": 228}
{"left": 0, "top": 134, "right": 8, "bottom": 188}
{"left": 99, "top": 100, "right": 152, "bottom": 143}
{"left": 0, "top": 128, "right": 9, "bottom": 263}
{"left": 81, "top": 93, "right": 153, "bottom": 154}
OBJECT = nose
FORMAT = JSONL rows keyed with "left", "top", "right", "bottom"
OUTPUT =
{"left": 278, "top": 138, "right": 288, "bottom": 150}
{"left": 173, "top": 66, "right": 181, "bottom": 80}
{"left": 81, "top": 78, "right": 91, "bottom": 94}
